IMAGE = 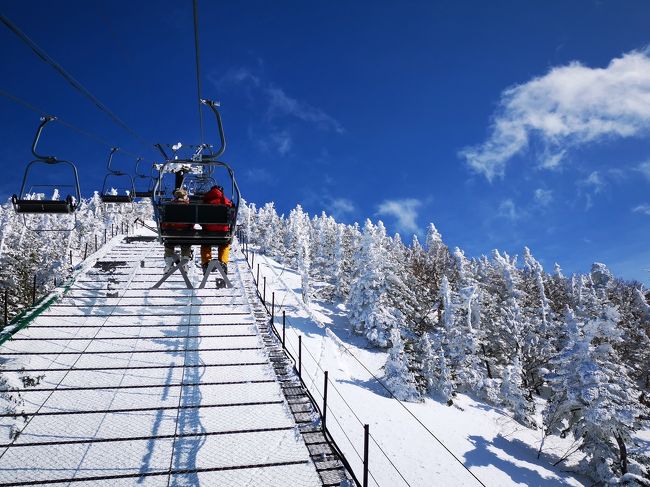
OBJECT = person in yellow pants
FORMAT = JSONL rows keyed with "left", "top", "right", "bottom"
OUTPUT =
{"left": 200, "top": 244, "right": 230, "bottom": 274}
{"left": 200, "top": 185, "right": 232, "bottom": 274}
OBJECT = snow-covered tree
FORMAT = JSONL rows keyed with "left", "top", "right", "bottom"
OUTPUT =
{"left": 544, "top": 307, "right": 645, "bottom": 483}
{"left": 347, "top": 220, "right": 402, "bottom": 347}
{"left": 384, "top": 327, "right": 420, "bottom": 401}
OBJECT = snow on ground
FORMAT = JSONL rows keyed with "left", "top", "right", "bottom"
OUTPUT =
{"left": 0, "top": 235, "right": 324, "bottom": 486}
{"left": 254, "top": 251, "right": 590, "bottom": 486}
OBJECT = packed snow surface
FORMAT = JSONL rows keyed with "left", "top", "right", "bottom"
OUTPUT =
{"left": 0, "top": 236, "right": 323, "bottom": 486}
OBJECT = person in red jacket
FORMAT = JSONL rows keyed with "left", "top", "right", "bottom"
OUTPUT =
{"left": 162, "top": 188, "right": 192, "bottom": 272}
{"left": 201, "top": 185, "right": 233, "bottom": 274}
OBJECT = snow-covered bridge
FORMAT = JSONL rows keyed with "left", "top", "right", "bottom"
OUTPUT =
{"left": 0, "top": 237, "right": 351, "bottom": 486}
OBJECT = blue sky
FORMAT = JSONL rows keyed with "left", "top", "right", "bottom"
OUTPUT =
{"left": 1, "top": 1, "right": 650, "bottom": 284}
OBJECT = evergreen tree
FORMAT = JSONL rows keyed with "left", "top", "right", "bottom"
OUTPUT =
{"left": 347, "top": 220, "right": 401, "bottom": 347}
{"left": 384, "top": 327, "right": 420, "bottom": 401}
{"left": 544, "top": 307, "right": 645, "bottom": 483}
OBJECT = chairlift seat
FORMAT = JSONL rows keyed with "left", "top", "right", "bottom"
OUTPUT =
{"left": 135, "top": 191, "right": 153, "bottom": 198}
{"left": 12, "top": 195, "right": 76, "bottom": 214}
{"left": 101, "top": 194, "right": 134, "bottom": 203}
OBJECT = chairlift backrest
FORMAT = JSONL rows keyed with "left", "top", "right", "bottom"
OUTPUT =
{"left": 100, "top": 147, "right": 135, "bottom": 204}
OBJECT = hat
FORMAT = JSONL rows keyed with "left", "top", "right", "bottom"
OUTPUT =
{"left": 174, "top": 188, "right": 188, "bottom": 198}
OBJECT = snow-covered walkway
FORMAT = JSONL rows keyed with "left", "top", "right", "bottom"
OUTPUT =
{"left": 0, "top": 238, "right": 349, "bottom": 486}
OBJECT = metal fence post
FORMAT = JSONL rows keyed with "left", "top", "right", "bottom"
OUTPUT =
{"left": 251, "top": 251, "right": 255, "bottom": 269}
{"left": 363, "top": 424, "right": 369, "bottom": 487}
{"left": 282, "top": 311, "right": 286, "bottom": 349}
{"left": 298, "top": 335, "right": 302, "bottom": 379}
{"left": 323, "top": 371, "right": 329, "bottom": 432}
{"left": 69, "top": 250, "right": 73, "bottom": 266}
{"left": 271, "top": 292, "right": 275, "bottom": 326}
{"left": 4, "top": 289, "right": 8, "bottom": 326}
{"left": 32, "top": 275, "right": 36, "bottom": 306}
{"left": 95, "top": 234, "right": 98, "bottom": 252}
{"left": 104, "top": 228, "right": 107, "bottom": 244}
{"left": 111, "top": 224, "right": 114, "bottom": 237}
{"left": 256, "top": 264, "right": 260, "bottom": 287}
{"left": 83, "top": 242, "right": 88, "bottom": 260}
{"left": 263, "top": 277, "right": 266, "bottom": 305}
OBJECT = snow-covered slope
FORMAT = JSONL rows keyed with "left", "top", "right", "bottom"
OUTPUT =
{"left": 254, "top": 251, "right": 591, "bottom": 486}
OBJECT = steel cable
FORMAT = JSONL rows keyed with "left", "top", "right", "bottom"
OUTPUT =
{"left": 0, "top": 88, "right": 139, "bottom": 158}
{"left": 0, "top": 14, "right": 151, "bottom": 150}
{"left": 192, "top": 0, "right": 205, "bottom": 145}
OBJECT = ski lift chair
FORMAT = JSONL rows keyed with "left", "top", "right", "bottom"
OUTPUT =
{"left": 100, "top": 148, "right": 136, "bottom": 204}
{"left": 12, "top": 116, "right": 81, "bottom": 230}
{"left": 133, "top": 157, "right": 155, "bottom": 198}
{"left": 151, "top": 100, "right": 239, "bottom": 289}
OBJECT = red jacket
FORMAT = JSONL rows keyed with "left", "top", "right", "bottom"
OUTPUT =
{"left": 203, "top": 187, "right": 232, "bottom": 232}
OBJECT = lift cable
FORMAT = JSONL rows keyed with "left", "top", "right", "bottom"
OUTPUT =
{"left": 192, "top": 0, "right": 205, "bottom": 145}
{"left": 0, "top": 13, "right": 151, "bottom": 152}
{"left": 0, "top": 88, "right": 140, "bottom": 158}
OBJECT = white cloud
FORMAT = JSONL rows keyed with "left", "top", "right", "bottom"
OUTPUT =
{"left": 330, "top": 198, "right": 356, "bottom": 219}
{"left": 460, "top": 49, "right": 650, "bottom": 181}
{"left": 210, "top": 65, "right": 344, "bottom": 135}
{"left": 210, "top": 67, "right": 261, "bottom": 88}
{"left": 256, "top": 130, "right": 293, "bottom": 155}
{"left": 633, "top": 203, "right": 650, "bottom": 215}
{"left": 376, "top": 198, "right": 422, "bottom": 235}
{"left": 267, "top": 86, "right": 344, "bottom": 133}
{"left": 638, "top": 160, "right": 650, "bottom": 181}
{"left": 534, "top": 188, "right": 553, "bottom": 206}
{"left": 540, "top": 150, "right": 566, "bottom": 170}
{"left": 270, "top": 131, "right": 292, "bottom": 155}
{"left": 580, "top": 170, "right": 606, "bottom": 193}
{"left": 497, "top": 199, "right": 523, "bottom": 221}
{"left": 245, "top": 168, "right": 274, "bottom": 183}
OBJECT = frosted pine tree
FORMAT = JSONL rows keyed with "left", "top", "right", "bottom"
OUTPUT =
{"left": 415, "top": 332, "right": 435, "bottom": 393}
{"left": 500, "top": 356, "right": 535, "bottom": 427}
{"left": 430, "top": 332, "right": 454, "bottom": 405}
{"left": 519, "top": 247, "right": 556, "bottom": 397}
{"left": 383, "top": 327, "right": 420, "bottom": 401}
{"left": 544, "top": 307, "right": 645, "bottom": 483}
{"left": 347, "top": 220, "right": 401, "bottom": 347}
{"left": 334, "top": 223, "right": 361, "bottom": 300}
{"left": 286, "top": 206, "right": 312, "bottom": 304}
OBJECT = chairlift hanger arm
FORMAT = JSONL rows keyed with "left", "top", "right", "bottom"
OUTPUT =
{"left": 155, "top": 143, "right": 169, "bottom": 160}
{"left": 134, "top": 157, "right": 148, "bottom": 178}
{"left": 32, "top": 116, "right": 58, "bottom": 162}
{"left": 201, "top": 99, "right": 225, "bottom": 159}
{"left": 106, "top": 147, "right": 119, "bottom": 173}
